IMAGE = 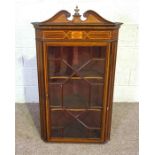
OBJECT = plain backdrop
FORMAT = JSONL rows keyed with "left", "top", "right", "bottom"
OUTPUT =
{"left": 15, "top": 0, "right": 139, "bottom": 103}
{"left": 2, "top": 0, "right": 155, "bottom": 155}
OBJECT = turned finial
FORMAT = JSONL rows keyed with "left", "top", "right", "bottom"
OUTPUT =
{"left": 74, "top": 6, "right": 80, "bottom": 16}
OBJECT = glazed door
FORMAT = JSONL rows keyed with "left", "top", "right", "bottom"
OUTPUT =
{"left": 44, "top": 43, "right": 110, "bottom": 142}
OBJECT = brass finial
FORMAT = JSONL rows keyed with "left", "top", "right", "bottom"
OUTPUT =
{"left": 74, "top": 6, "right": 80, "bottom": 16}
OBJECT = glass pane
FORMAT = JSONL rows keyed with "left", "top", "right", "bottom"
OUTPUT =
{"left": 92, "top": 46, "right": 106, "bottom": 58}
{"left": 48, "top": 84, "right": 62, "bottom": 107}
{"left": 90, "top": 84, "right": 104, "bottom": 107}
{"left": 48, "top": 46, "right": 62, "bottom": 59}
{"left": 63, "top": 79, "right": 89, "bottom": 108}
{"left": 47, "top": 46, "right": 106, "bottom": 139}
{"left": 48, "top": 46, "right": 106, "bottom": 75}
{"left": 79, "top": 59, "right": 105, "bottom": 77}
{"left": 62, "top": 47, "right": 91, "bottom": 69}
{"left": 48, "top": 60, "right": 74, "bottom": 77}
{"left": 51, "top": 109, "right": 101, "bottom": 138}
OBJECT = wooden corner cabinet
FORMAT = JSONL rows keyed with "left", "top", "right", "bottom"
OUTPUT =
{"left": 32, "top": 6, "right": 122, "bottom": 143}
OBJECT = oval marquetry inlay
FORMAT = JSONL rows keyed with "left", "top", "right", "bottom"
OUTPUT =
{"left": 67, "top": 31, "right": 85, "bottom": 39}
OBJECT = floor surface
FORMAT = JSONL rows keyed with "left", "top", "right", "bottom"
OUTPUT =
{"left": 15, "top": 103, "right": 139, "bottom": 155}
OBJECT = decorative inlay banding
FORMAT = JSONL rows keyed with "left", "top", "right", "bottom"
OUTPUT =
{"left": 43, "top": 31, "right": 66, "bottom": 39}
{"left": 42, "top": 30, "right": 116, "bottom": 40}
{"left": 88, "top": 31, "right": 111, "bottom": 39}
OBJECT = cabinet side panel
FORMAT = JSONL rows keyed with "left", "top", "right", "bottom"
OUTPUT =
{"left": 36, "top": 39, "right": 47, "bottom": 141}
{"left": 105, "top": 41, "right": 118, "bottom": 141}
{"left": 99, "top": 43, "right": 111, "bottom": 142}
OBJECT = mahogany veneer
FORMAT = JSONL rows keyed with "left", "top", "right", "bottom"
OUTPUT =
{"left": 32, "top": 6, "right": 122, "bottom": 143}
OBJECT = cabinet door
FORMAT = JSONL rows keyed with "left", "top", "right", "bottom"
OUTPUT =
{"left": 43, "top": 43, "right": 110, "bottom": 142}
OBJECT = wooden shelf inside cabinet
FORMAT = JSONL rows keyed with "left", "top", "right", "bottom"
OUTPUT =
{"left": 32, "top": 6, "right": 122, "bottom": 143}
{"left": 49, "top": 76, "right": 103, "bottom": 80}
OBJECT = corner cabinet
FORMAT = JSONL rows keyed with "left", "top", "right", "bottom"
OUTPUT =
{"left": 32, "top": 7, "right": 122, "bottom": 143}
